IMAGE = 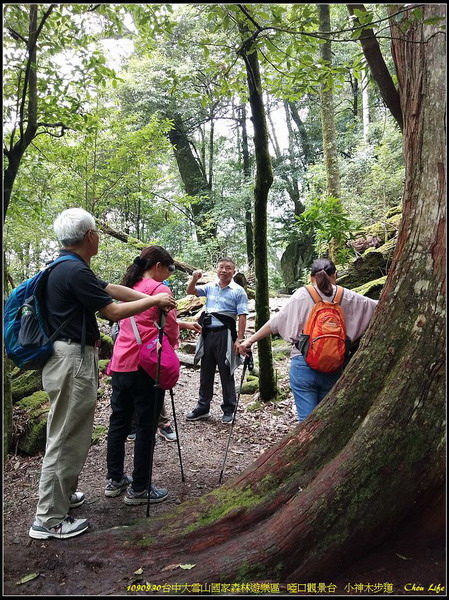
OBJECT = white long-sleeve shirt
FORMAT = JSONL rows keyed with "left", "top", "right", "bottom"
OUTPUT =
{"left": 269, "top": 285, "right": 378, "bottom": 357}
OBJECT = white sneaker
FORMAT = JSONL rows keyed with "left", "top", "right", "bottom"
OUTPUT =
{"left": 69, "top": 491, "right": 85, "bottom": 508}
{"left": 29, "top": 515, "right": 89, "bottom": 540}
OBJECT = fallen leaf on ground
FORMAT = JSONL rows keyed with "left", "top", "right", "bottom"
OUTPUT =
{"left": 161, "top": 564, "right": 181, "bottom": 572}
{"left": 16, "top": 573, "right": 39, "bottom": 585}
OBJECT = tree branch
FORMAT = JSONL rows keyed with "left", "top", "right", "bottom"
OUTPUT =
{"left": 96, "top": 221, "right": 196, "bottom": 274}
{"left": 347, "top": 4, "right": 403, "bottom": 131}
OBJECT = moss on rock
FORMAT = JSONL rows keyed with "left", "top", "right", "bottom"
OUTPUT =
{"left": 352, "top": 276, "right": 387, "bottom": 299}
{"left": 15, "top": 391, "right": 49, "bottom": 455}
{"left": 11, "top": 370, "right": 42, "bottom": 403}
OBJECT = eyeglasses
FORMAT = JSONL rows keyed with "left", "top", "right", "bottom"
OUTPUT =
{"left": 167, "top": 264, "right": 176, "bottom": 273}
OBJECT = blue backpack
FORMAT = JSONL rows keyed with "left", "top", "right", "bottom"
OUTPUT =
{"left": 4, "top": 255, "right": 82, "bottom": 370}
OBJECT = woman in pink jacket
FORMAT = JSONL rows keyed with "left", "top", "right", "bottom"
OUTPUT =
{"left": 104, "top": 246, "right": 190, "bottom": 505}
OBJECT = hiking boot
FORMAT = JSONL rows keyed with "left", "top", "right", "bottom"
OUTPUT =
{"left": 69, "top": 491, "right": 85, "bottom": 508}
{"left": 222, "top": 413, "right": 234, "bottom": 424}
{"left": 29, "top": 516, "right": 89, "bottom": 540}
{"left": 127, "top": 433, "right": 136, "bottom": 442}
{"left": 104, "top": 474, "right": 133, "bottom": 498}
{"left": 158, "top": 424, "right": 177, "bottom": 441}
{"left": 186, "top": 407, "right": 210, "bottom": 421}
{"left": 124, "top": 485, "right": 168, "bottom": 505}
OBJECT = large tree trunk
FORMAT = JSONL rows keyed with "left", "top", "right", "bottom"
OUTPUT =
{"left": 239, "top": 103, "right": 255, "bottom": 267}
{"left": 238, "top": 19, "right": 276, "bottom": 401}
{"left": 3, "top": 5, "right": 55, "bottom": 221}
{"left": 65, "top": 5, "right": 445, "bottom": 584}
{"left": 318, "top": 4, "right": 340, "bottom": 200}
{"left": 166, "top": 112, "right": 216, "bottom": 243}
{"left": 318, "top": 4, "right": 341, "bottom": 262}
{"left": 347, "top": 3, "right": 403, "bottom": 131}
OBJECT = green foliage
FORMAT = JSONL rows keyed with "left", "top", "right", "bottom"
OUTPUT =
{"left": 296, "top": 196, "right": 358, "bottom": 264}
{"left": 4, "top": 2, "right": 405, "bottom": 292}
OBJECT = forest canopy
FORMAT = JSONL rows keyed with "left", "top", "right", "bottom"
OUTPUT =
{"left": 4, "top": 3, "right": 405, "bottom": 291}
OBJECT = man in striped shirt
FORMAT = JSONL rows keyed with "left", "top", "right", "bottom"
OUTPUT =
{"left": 186, "top": 258, "right": 248, "bottom": 424}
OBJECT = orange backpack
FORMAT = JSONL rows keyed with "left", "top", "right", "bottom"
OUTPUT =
{"left": 298, "top": 285, "right": 349, "bottom": 373}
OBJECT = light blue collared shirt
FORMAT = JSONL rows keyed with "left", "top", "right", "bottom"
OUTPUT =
{"left": 196, "top": 279, "right": 248, "bottom": 327}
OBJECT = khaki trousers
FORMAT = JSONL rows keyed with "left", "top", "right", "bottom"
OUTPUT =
{"left": 36, "top": 341, "right": 98, "bottom": 528}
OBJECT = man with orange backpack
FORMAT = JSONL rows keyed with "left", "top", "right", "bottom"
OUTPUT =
{"left": 239, "top": 259, "right": 378, "bottom": 422}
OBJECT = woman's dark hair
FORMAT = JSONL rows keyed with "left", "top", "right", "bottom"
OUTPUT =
{"left": 121, "top": 245, "right": 175, "bottom": 288}
{"left": 310, "top": 258, "right": 336, "bottom": 296}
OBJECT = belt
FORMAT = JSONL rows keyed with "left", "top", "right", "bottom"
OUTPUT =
{"left": 204, "top": 326, "right": 228, "bottom": 333}
{"left": 57, "top": 338, "right": 101, "bottom": 348}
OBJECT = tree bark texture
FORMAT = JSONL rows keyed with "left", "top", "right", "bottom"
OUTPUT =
{"left": 240, "top": 35, "right": 276, "bottom": 401}
{"left": 97, "top": 221, "right": 196, "bottom": 274}
{"left": 347, "top": 3, "right": 403, "bottom": 131}
{"left": 318, "top": 4, "right": 341, "bottom": 200}
{"left": 239, "top": 104, "right": 255, "bottom": 267}
{"left": 166, "top": 112, "right": 215, "bottom": 242}
{"left": 56, "top": 4, "right": 446, "bottom": 586}
{"left": 3, "top": 5, "right": 55, "bottom": 220}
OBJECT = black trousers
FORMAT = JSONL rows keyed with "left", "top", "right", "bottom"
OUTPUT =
{"left": 198, "top": 329, "right": 236, "bottom": 415}
{"left": 106, "top": 368, "right": 164, "bottom": 492}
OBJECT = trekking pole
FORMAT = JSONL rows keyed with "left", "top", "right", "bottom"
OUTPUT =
{"left": 147, "top": 309, "right": 166, "bottom": 517}
{"left": 169, "top": 387, "right": 185, "bottom": 482}
{"left": 218, "top": 352, "right": 253, "bottom": 484}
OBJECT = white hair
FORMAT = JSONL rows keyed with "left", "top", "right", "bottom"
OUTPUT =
{"left": 53, "top": 208, "right": 96, "bottom": 246}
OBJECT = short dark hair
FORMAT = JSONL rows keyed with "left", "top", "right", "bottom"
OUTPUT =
{"left": 217, "top": 257, "right": 235, "bottom": 267}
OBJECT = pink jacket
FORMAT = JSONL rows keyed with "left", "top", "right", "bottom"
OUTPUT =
{"left": 109, "top": 278, "right": 179, "bottom": 372}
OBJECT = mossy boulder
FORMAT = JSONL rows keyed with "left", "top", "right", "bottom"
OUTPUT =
{"left": 280, "top": 235, "right": 316, "bottom": 293}
{"left": 11, "top": 369, "right": 42, "bottom": 403}
{"left": 179, "top": 341, "right": 197, "bottom": 355}
{"left": 99, "top": 359, "right": 110, "bottom": 373}
{"left": 241, "top": 375, "right": 259, "bottom": 394}
{"left": 337, "top": 238, "right": 396, "bottom": 290}
{"left": 99, "top": 332, "right": 113, "bottom": 360}
{"left": 272, "top": 346, "right": 292, "bottom": 360}
{"left": 177, "top": 295, "right": 205, "bottom": 317}
{"left": 14, "top": 391, "right": 49, "bottom": 455}
{"left": 352, "top": 276, "right": 387, "bottom": 300}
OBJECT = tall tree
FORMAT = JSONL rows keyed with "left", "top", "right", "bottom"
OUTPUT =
{"left": 238, "top": 103, "right": 255, "bottom": 267}
{"left": 66, "top": 5, "right": 445, "bottom": 584}
{"left": 2, "top": 4, "right": 122, "bottom": 220}
{"left": 318, "top": 4, "right": 341, "bottom": 200}
{"left": 347, "top": 3, "right": 403, "bottom": 131}
{"left": 165, "top": 111, "right": 215, "bottom": 241}
{"left": 318, "top": 4, "right": 341, "bottom": 262}
{"left": 237, "top": 6, "right": 277, "bottom": 401}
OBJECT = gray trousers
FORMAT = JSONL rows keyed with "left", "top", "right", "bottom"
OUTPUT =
{"left": 36, "top": 341, "right": 98, "bottom": 528}
{"left": 198, "top": 329, "right": 236, "bottom": 414}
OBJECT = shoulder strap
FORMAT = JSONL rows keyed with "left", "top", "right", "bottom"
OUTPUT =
{"left": 47, "top": 254, "right": 83, "bottom": 270}
{"left": 305, "top": 284, "right": 322, "bottom": 304}
{"left": 333, "top": 286, "right": 344, "bottom": 305}
{"left": 129, "top": 282, "right": 165, "bottom": 345}
{"left": 130, "top": 317, "right": 142, "bottom": 345}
